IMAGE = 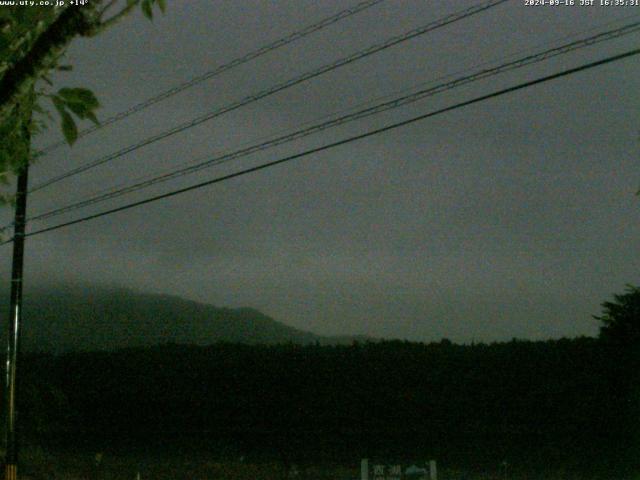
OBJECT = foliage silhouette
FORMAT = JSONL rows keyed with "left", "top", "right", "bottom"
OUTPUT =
{"left": 0, "top": 0, "right": 165, "bottom": 202}
{"left": 594, "top": 284, "right": 640, "bottom": 345}
{"left": 9, "top": 337, "right": 635, "bottom": 477}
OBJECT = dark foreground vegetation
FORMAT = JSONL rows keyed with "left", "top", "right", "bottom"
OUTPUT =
{"left": 10, "top": 335, "right": 637, "bottom": 479}
{"left": 5, "top": 286, "right": 639, "bottom": 479}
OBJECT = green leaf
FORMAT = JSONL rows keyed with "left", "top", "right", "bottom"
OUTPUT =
{"left": 157, "top": 0, "right": 166, "bottom": 13}
{"left": 58, "top": 88, "right": 99, "bottom": 110}
{"left": 86, "top": 110, "right": 99, "bottom": 126}
{"left": 63, "top": 101, "right": 89, "bottom": 119}
{"left": 60, "top": 110, "right": 78, "bottom": 145}
{"left": 53, "top": 89, "right": 100, "bottom": 129}
{"left": 52, "top": 96, "right": 78, "bottom": 145}
{"left": 51, "top": 95, "right": 66, "bottom": 118}
{"left": 141, "top": 0, "right": 153, "bottom": 20}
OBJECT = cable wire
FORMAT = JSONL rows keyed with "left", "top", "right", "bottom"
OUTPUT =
{"left": 29, "top": 0, "right": 508, "bottom": 193}
{"left": 26, "top": 20, "right": 640, "bottom": 224}
{"left": 33, "top": 0, "right": 387, "bottom": 157}
{"left": 61, "top": 11, "right": 640, "bottom": 204}
{"left": 5, "top": 47, "right": 636, "bottom": 244}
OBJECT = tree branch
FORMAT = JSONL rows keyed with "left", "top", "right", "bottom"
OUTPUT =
{"left": 0, "top": 1, "right": 130, "bottom": 125}
{"left": 99, "top": 0, "right": 119, "bottom": 18}
{"left": 98, "top": 1, "right": 140, "bottom": 32}
{"left": 0, "top": 6, "right": 96, "bottom": 125}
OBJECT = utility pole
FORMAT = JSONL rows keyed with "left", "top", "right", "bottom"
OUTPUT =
{"left": 3, "top": 163, "right": 29, "bottom": 480}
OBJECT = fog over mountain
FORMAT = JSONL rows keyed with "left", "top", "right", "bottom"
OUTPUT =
{"left": 0, "top": 284, "right": 374, "bottom": 352}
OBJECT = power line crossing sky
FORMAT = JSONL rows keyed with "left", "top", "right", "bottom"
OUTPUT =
{"left": 2, "top": 0, "right": 638, "bottom": 343}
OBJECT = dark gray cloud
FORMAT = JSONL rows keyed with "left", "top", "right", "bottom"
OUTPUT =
{"left": 1, "top": 0, "right": 638, "bottom": 342}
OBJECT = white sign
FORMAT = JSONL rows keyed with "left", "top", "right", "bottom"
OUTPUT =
{"left": 361, "top": 459, "right": 436, "bottom": 480}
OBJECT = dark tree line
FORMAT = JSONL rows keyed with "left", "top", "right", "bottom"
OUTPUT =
{"left": 12, "top": 337, "right": 634, "bottom": 473}
{"left": 9, "top": 286, "right": 640, "bottom": 477}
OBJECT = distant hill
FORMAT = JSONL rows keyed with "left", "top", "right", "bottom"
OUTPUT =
{"left": 0, "top": 284, "right": 372, "bottom": 352}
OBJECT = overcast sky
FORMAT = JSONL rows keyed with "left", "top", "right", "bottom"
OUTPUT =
{"left": 1, "top": 0, "right": 638, "bottom": 343}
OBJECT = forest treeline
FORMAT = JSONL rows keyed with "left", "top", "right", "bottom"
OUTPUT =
{"left": 13, "top": 335, "right": 638, "bottom": 476}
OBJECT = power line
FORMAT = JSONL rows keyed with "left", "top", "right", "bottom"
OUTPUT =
{"left": 33, "top": 0, "right": 387, "bottom": 157}
{"left": 32, "top": 0, "right": 505, "bottom": 191}
{"left": 29, "top": 0, "right": 508, "bottom": 193}
{"left": 3, "top": 17, "right": 637, "bottom": 236}
{"left": 47, "top": 11, "right": 639, "bottom": 207}
{"left": 26, "top": 20, "right": 640, "bottom": 224}
{"left": 7, "top": 47, "right": 637, "bottom": 244}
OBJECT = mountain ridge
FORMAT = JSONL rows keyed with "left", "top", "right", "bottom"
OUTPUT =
{"left": 0, "top": 284, "right": 375, "bottom": 352}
